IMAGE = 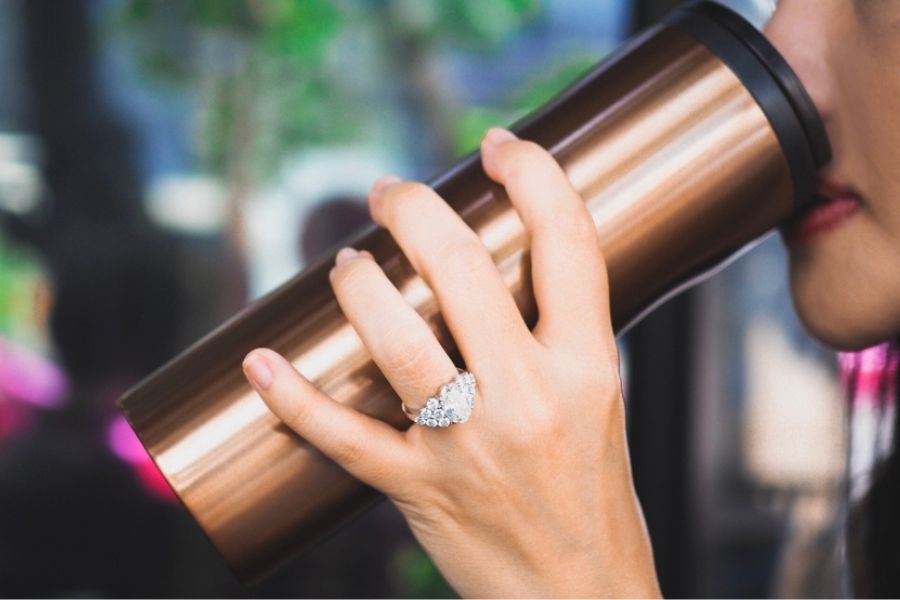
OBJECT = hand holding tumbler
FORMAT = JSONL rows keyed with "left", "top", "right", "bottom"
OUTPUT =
{"left": 119, "top": 1, "right": 830, "bottom": 582}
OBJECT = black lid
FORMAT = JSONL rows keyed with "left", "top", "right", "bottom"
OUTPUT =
{"left": 665, "top": 1, "right": 832, "bottom": 208}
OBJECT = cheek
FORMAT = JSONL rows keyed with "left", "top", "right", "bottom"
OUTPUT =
{"left": 837, "top": 95, "right": 900, "bottom": 220}
{"left": 830, "top": 23, "right": 900, "bottom": 221}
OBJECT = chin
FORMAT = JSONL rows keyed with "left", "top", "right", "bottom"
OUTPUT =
{"left": 788, "top": 257, "right": 896, "bottom": 352}
{"left": 782, "top": 204, "right": 900, "bottom": 351}
{"left": 791, "top": 300, "right": 878, "bottom": 351}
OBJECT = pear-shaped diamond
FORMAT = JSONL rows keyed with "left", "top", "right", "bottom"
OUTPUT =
{"left": 442, "top": 383, "right": 472, "bottom": 423}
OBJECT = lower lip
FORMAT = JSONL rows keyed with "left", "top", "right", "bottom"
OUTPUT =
{"left": 785, "top": 196, "right": 861, "bottom": 245}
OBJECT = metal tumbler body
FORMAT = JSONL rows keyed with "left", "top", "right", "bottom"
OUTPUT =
{"left": 120, "top": 2, "right": 830, "bottom": 582}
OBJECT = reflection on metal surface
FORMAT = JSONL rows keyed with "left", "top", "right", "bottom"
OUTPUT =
{"left": 121, "top": 23, "right": 805, "bottom": 582}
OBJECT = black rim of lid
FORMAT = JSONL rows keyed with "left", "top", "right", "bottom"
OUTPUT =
{"left": 665, "top": 1, "right": 832, "bottom": 208}
{"left": 691, "top": 1, "right": 830, "bottom": 168}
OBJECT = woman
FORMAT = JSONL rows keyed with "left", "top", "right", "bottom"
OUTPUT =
{"left": 241, "top": 1, "right": 900, "bottom": 596}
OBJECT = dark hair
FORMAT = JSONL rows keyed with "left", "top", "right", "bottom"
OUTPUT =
{"left": 848, "top": 341, "right": 900, "bottom": 597}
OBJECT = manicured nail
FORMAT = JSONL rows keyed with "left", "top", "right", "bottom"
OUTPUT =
{"left": 243, "top": 351, "right": 274, "bottom": 390}
{"left": 371, "top": 174, "right": 402, "bottom": 196}
{"left": 483, "top": 127, "right": 517, "bottom": 147}
{"left": 335, "top": 247, "right": 359, "bottom": 265}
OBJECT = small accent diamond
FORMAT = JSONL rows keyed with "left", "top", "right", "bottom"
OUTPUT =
{"left": 411, "top": 369, "right": 476, "bottom": 427}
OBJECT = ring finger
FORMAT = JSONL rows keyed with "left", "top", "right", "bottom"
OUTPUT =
{"left": 367, "top": 177, "right": 533, "bottom": 370}
{"left": 329, "top": 247, "right": 459, "bottom": 416}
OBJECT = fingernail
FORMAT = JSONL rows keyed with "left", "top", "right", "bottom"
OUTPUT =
{"left": 371, "top": 174, "right": 402, "bottom": 196}
{"left": 243, "top": 351, "right": 274, "bottom": 390}
{"left": 483, "top": 127, "right": 517, "bottom": 147}
{"left": 335, "top": 247, "right": 359, "bottom": 265}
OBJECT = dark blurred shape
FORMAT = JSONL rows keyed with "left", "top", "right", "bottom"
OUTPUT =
{"left": 632, "top": 0, "right": 687, "bottom": 30}
{"left": 624, "top": 1, "right": 700, "bottom": 597}
{"left": 7, "top": 0, "right": 188, "bottom": 384}
{"left": 0, "top": 0, "right": 240, "bottom": 596}
{"left": 627, "top": 292, "right": 696, "bottom": 597}
{"left": 849, "top": 346, "right": 900, "bottom": 597}
{"left": 300, "top": 196, "right": 372, "bottom": 264}
{"left": 48, "top": 222, "right": 182, "bottom": 384}
{"left": 0, "top": 409, "right": 178, "bottom": 597}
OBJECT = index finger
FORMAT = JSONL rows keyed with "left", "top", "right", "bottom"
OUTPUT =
{"left": 243, "top": 348, "right": 417, "bottom": 497}
{"left": 480, "top": 128, "right": 613, "bottom": 346}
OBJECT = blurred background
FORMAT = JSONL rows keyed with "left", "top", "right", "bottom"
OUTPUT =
{"left": 0, "top": 0, "right": 852, "bottom": 596}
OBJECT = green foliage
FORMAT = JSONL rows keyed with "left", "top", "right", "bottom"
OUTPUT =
{"left": 0, "top": 236, "right": 43, "bottom": 345}
{"left": 257, "top": 0, "right": 342, "bottom": 59}
{"left": 112, "top": 0, "right": 553, "bottom": 182}
{"left": 513, "top": 55, "right": 597, "bottom": 112}
{"left": 449, "top": 0, "right": 536, "bottom": 47}
{"left": 187, "top": 0, "right": 255, "bottom": 30}
{"left": 390, "top": 541, "right": 456, "bottom": 598}
{"left": 396, "top": 0, "right": 539, "bottom": 49}
{"left": 452, "top": 106, "right": 521, "bottom": 157}
{"left": 451, "top": 54, "right": 599, "bottom": 155}
{"left": 113, "top": 0, "right": 354, "bottom": 179}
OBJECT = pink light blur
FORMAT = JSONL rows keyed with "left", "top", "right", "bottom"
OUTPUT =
{"left": 0, "top": 338, "right": 68, "bottom": 409}
{"left": 107, "top": 414, "right": 176, "bottom": 503}
{"left": 839, "top": 342, "right": 898, "bottom": 407}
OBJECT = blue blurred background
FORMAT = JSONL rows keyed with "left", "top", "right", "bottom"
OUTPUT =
{"left": 0, "top": 0, "right": 851, "bottom": 597}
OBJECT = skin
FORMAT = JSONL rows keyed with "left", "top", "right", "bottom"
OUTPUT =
{"left": 245, "top": 129, "right": 659, "bottom": 597}
{"left": 767, "top": 0, "right": 900, "bottom": 349}
{"left": 241, "top": 2, "right": 900, "bottom": 596}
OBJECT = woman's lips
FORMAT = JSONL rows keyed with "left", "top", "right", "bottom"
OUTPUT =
{"left": 784, "top": 181, "right": 862, "bottom": 245}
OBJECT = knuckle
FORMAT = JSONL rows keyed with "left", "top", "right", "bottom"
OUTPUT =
{"left": 395, "top": 485, "right": 457, "bottom": 526}
{"left": 502, "top": 406, "right": 563, "bottom": 447}
{"left": 437, "top": 236, "right": 492, "bottom": 281}
{"left": 495, "top": 380, "right": 565, "bottom": 442}
{"left": 569, "top": 355, "right": 622, "bottom": 406}
{"left": 384, "top": 181, "right": 432, "bottom": 217}
{"left": 497, "top": 140, "right": 553, "bottom": 179}
{"left": 332, "top": 433, "right": 367, "bottom": 467}
{"left": 565, "top": 208, "right": 600, "bottom": 249}
{"left": 283, "top": 396, "right": 314, "bottom": 433}
{"left": 524, "top": 402, "right": 564, "bottom": 437}
{"left": 330, "top": 257, "right": 376, "bottom": 295}
{"left": 378, "top": 327, "right": 437, "bottom": 380}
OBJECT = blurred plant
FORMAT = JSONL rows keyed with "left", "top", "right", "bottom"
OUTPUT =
{"left": 113, "top": 0, "right": 541, "bottom": 182}
{"left": 0, "top": 236, "right": 47, "bottom": 349}
{"left": 391, "top": 0, "right": 537, "bottom": 49}
{"left": 389, "top": 540, "right": 456, "bottom": 598}
{"left": 450, "top": 55, "right": 598, "bottom": 156}
{"left": 113, "top": 0, "right": 349, "bottom": 194}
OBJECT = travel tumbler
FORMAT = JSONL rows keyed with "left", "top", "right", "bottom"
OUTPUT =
{"left": 120, "top": 1, "right": 831, "bottom": 582}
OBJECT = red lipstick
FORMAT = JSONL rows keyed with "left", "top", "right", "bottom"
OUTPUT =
{"left": 785, "top": 178, "right": 862, "bottom": 244}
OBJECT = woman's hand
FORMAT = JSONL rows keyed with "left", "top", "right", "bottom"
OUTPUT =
{"left": 242, "top": 128, "right": 660, "bottom": 598}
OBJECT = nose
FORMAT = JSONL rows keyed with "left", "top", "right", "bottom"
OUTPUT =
{"left": 763, "top": 1, "right": 834, "bottom": 123}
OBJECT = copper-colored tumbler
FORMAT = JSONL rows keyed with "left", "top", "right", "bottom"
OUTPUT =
{"left": 120, "top": 1, "right": 830, "bottom": 583}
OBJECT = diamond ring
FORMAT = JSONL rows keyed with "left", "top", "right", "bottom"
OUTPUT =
{"left": 401, "top": 368, "right": 476, "bottom": 427}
